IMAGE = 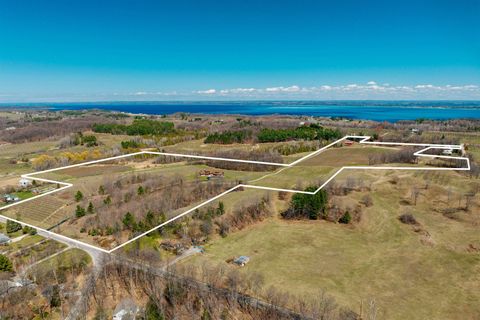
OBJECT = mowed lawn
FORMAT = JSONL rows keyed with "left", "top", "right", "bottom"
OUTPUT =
{"left": 185, "top": 171, "right": 480, "bottom": 320}
{"left": 301, "top": 145, "right": 399, "bottom": 167}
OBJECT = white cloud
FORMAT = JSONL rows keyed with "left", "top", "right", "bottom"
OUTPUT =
{"left": 186, "top": 81, "right": 480, "bottom": 99}
{"left": 196, "top": 89, "right": 217, "bottom": 94}
{"left": 220, "top": 88, "right": 258, "bottom": 94}
{"left": 265, "top": 85, "right": 301, "bottom": 93}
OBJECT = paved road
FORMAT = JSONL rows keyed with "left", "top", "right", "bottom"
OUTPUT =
{"left": 161, "top": 246, "right": 202, "bottom": 271}
{"left": 0, "top": 216, "right": 105, "bottom": 268}
{"left": 35, "top": 228, "right": 106, "bottom": 269}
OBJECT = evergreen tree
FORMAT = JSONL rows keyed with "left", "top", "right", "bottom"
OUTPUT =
{"left": 145, "top": 299, "right": 164, "bottom": 320}
{"left": 22, "top": 225, "right": 37, "bottom": 235}
{"left": 103, "top": 196, "right": 112, "bottom": 205}
{"left": 87, "top": 202, "right": 94, "bottom": 214}
{"left": 75, "top": 190, "right": 84, "bottom": 202}
{"left": 50, "top": 285, "right": 61, "bottom": 307}
{"left": 145, "top": 210, "right": 156, "bottom": 228}
{"left": 201, "top": 308, "right": 212, "bottom": 320}
{"left": 6, "top": 220, "right": 22, "bottom": 233}
{"left": 339, "top": 211, "right": 352, "bottom": 224}
{"left": 217, "top": 201, "right": 225, "bottom": 216}
{"left": 122, "top": 212, "right": 136, "bottom": 230}
{"left": 75, "top": 205, "right": 86, "bottom": 218}
{"left": 283, "top": 187, "right": 328, "bottom": 220}
{"left": 0, "top": 254, "right": 13, "bottom": 272}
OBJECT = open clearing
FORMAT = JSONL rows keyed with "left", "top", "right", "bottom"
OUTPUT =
{"left": 0, "top": 134, "right": 475, "bottom": 318}
{"left": 0, "top": 135, "right": 469, "bottom": 253}
{"left": 184, "top": 169, "right": 480, "bottom": 320}
{"left": 14, "top": 156, "right": 271, "bottom": 249}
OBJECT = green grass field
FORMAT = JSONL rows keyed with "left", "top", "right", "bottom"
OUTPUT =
{"left": 184, "top": 169, "right": 480, "bottom": 320}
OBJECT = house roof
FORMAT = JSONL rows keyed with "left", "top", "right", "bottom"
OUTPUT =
{"left": 234, "top": 256, "right": 250, "bottom": 264}
{"left": 0, "top": 233, "right": 11, "bottom": 243}
{"left": 113, "top": 298, "right": 138, "bottom": 320}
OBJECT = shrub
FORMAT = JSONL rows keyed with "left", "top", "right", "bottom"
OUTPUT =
{"left": 204, "top": 130, "right": 251, "bottom": 144}
{"left": 103, "top": 196, "right": 112, "bottom": 205}
{"left": 216, "top": 202, "right": 225, "bottom": 216}
{"left": 257, "top": 125, "right": 341, "bottom": 143}
{"left": 122, "top": 212, "right": 136, "bottom": 230}
{"left": 75, "top": 205, "right": 86, "bottom": 218}
{"left": 75, "top": 190, "right": 83, "bottom": 202}
{"left": 0, "top": 254, "right": 13, "bottom": 272}
{"left": 81, "top": 135, "right": 98, "bottom": 147}
{"left": 338, "top": 211, "right": 352, "bottom": 224}
{"left": 121, "top": 140, "right": 141, "bottom": 149}
{"left": 399, "top": 213, "right": 418, "bottom": 225}
{"left": 6, "top": 220, "right": 22, "bottom": 234}
{"left": 361, "top": 195, "right": 373, "bottom": 207}
{"left": 145, "top": 298, "right": 165, "bottom": 320}
{"left": 87, "top": 202, "right": 94, "bottom": 214}
{"left": 282, "top": 187, "right": 328, "bottom": 220}
{"left": 93, "top": 119, "right": 175, "bottom": 136}
{"left": 50, "top": 285, "right": 61, "bottom": 307}
{"left": 22, "top": 225, "right": 37, "bottom": 235}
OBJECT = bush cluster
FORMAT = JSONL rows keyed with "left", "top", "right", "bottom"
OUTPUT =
{"left": 257, "top": 124, "right": 341, "bottom": 143}
{"left": 93, "top": 119, "right": 175, "bottom": 136}
{"left": 204, "top": 130, "right": 252, "bottom": 144}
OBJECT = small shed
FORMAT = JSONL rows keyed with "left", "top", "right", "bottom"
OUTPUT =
{"left": 3, "top": 194, "right": 19, "bottom": 203}
{"left": 19, "top": 178, "right": 32, "bottom": 188}
{"left": 442, "top": 149, "right": 453, "bottom": 155}
{"left": 233, "top": 256, "right": 250, "bottom": 267}
{"left": 0, "top": 233, "right": 11, "bottom": 245}
{"left": 198, "top": 169, "right": 224, "bottom": 179}
{"left": 112, "top": 298, "right": 139, "bottom": 320}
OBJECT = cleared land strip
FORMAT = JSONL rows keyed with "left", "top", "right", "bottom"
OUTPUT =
{"left": 0, "top": 135, "right": 470, "bottom": 254}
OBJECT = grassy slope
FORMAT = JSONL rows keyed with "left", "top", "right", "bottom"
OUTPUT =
{"left": 185, "top": 170, "right": 480, "bottom": 320}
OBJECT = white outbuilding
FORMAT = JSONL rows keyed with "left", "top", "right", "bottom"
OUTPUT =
{"left": 19, "top": 178, "right": 32, "bottom": 188}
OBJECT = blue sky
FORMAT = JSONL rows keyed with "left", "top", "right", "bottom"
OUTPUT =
{"left": 0, "top": 0, "right": 479, "bottom": 102}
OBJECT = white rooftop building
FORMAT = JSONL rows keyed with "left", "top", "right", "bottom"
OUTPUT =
{"left": 19, "top": 178, "right": 32, "bottom": 188}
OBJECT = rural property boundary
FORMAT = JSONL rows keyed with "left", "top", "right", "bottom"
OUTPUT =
{"left": 0, "top": 136, "right": 470, "bottom": 254}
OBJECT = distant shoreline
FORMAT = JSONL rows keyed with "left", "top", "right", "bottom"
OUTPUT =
{"left": 0, "top": 100, "right": 479, "bottom": 122}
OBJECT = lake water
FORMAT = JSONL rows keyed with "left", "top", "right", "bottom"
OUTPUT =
{"left": 12, "top": 101, "right": 480, "bottom": 122}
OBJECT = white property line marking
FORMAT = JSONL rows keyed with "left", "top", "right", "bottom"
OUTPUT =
{"left": 0, "top": 136, "right": 470, "bottom": 254}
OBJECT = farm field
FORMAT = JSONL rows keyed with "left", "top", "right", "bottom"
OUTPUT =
{"left": 249, "top": 145, "right": 404, "bottom": 191}
{"left": 299, "top": 144, "right": 398, "bottom": 166}
{"left": 163, "top": 138, "right": 329, "bottom": 164}
{"left": 183, "top": 169, "right": 480, "bottom": 320}
{"left": 23, "top": 156, "right": 273, "bottom": 249}
{"left": 0, "top": 195, "right": 67, "bottom": 229}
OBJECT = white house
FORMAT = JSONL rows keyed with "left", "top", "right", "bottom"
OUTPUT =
{"left": 19, "top": 178, "right": 32, "bottom": 188}
{"left": 442, "top": 149, "right": 453, "bottom": 155}
{"left": 233, "top": 256, "right": 250, "bottom": 266}
{"left": 112, "top": 298, "right": 139, "bottom": 320}
{"left": 0, "top": 233, "right": 11, "bottom": 245}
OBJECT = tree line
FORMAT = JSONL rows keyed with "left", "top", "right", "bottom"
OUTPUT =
{"left": 202, "top": 149, "right": 283, "bottom": 171}
{"left": 204, "top": 130, "right": 252, "bottom": 144}
{"left": 257, "top": 124, "right": 342, "bottom": 143}
{"left": 86, "top": 256, "right": 365, "bottom": 320}
{"left": 203, "top": 124, "right": 342, "bottom": 145}
{"left": 92, "top": 119, "right": 175, "bottom": 136}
